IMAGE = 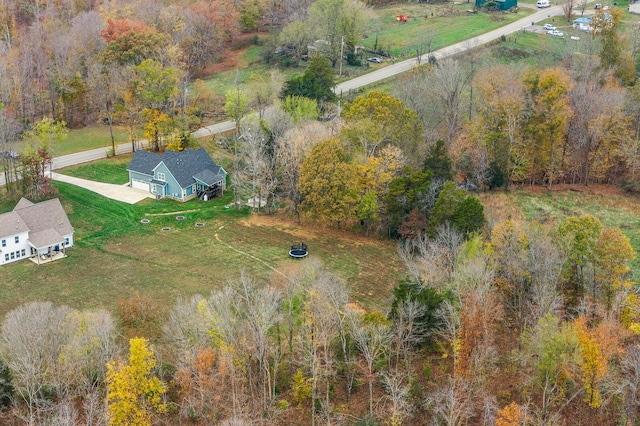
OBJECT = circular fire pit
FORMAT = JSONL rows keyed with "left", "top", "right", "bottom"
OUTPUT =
{"left": 195, "top": 222, "right": 205, "bottom": 227}
{"left": 140, "top": 219, "right": 150, "bottom": 224}
{"left": 289, "top": 243, "right": 308, "bottom": 259}
{"left": 162, "top": 227, "right": 171, "bottom": 232}
{"left": 176, "top": 216, "right": 185, "bottom": 221}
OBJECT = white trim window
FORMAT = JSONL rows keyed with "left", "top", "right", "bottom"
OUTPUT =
{"left": 157, "top": 172, "right": 166, "bottom": 181}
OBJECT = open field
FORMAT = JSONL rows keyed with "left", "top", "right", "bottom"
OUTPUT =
{"left": 481, "top": 185, "right": 640, "bottom": 281}
{"left": 58, "top": 125, "right": 132, "bottom": 156}
{"left": 360, "top": 3, "right": 534, "bottom": 58}
{"left": 0, "top": 182, "right": 402, "bottom": 319}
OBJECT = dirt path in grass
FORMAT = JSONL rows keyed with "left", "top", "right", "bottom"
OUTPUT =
{"left": 213, "top": 231, "right": 287, "bottom": 278}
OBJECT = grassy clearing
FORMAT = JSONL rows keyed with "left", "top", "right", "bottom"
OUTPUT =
{"left": 58, "top": 126, "right": 131, "bottom": 156}
{"left": 361, "top": 4, "right": 533, "bottom": 57}
{"left": 482, "top": 186, "right": 640, "bottom": 281}
{"left": 58, "top": 155, "right": 132, "bottom": 184}
{"left": 0, "top": 182, "right": 401, "bottom": 318}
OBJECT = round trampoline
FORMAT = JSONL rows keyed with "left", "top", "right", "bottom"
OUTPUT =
{"left": 289, "top": 243, "right": 308, "bottom": 259}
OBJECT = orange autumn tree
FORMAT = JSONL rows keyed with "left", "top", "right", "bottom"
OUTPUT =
{"left": 496, "top": 402, "right": 522, "bottom": 426}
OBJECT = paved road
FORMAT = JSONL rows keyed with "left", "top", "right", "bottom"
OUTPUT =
{"left": 0, "top": 7, "right": 567, "bottom": 187}
{"left": 334, "top": 4, "right": 567, "bottom": 94}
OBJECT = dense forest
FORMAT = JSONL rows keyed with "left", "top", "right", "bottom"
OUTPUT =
{"left": 2, "top": 0, "right": 640, "bottom": 425}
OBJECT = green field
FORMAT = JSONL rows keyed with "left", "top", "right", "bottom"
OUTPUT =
{"left": 57, "top": 126, "right": 132, "bottom": 156}
{"left": 483, "top": 186, "right": 640, "bottom": 281}
{"left": 58, "top": 155, "right": 132, "bottom": 184}
{"left": 360, "top": 3, "right": 534, "bottom": 58}
{"left": 0, "top": 182, "right": 402, "bottom": 319}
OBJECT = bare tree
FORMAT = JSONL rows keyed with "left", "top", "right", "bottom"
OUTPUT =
{"left": 525, "top": 226, "right": 565, "bottom": 329}
{"left": 274, "top": 121, "right": 332, "bottom": 218}
{"left": 0, "top": 302, "right": 71, "bottom": 424}
{"left": 427, "top": 377, "right": 474, "bottom": 426}
{"left": 432, "top": 59, "right": 469, "bottom": 145}
{"left": 162, "top": 295, "right": 211, "bottom": 370}
{"left": 233, "top": 273, "right": 282, "bottom": 410}
{"left": 237, "top": 115, "right": 274, "bottom": 212}
{"left": 390, "top": 298, "right": 428, "bottom": 369}
{"left": 348, "top": 308, "right": 392, "bottom": 417}
{"left": 398, "top": 225, "right": 464, "bottom": 290}
{"left": 315, "top": 272, "right": 355, "bottom": 400}
{"left": 618, "top": 345, "right": 640, "bottom": 424}
{"left": 0, "top": 106, "right": 21, "bottom": 192}
{"left": 379, "top": 370, "right": 413, "bottom": 425}
{"left": 562, "top": 0, "right": 576, "bottom": 22}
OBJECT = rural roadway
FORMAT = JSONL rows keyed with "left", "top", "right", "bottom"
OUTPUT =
{"left": 0, "top": 4, "right": 567, "bottom": 187}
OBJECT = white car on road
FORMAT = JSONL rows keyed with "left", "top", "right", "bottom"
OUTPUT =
{"left": 543, "top": 23, "right": 556, "bottom": 31}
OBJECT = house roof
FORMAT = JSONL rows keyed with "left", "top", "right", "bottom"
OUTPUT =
{"left": 127, "top": 150, "right": 163, "bottom": 176}
{"left": 14, "top": 198, "right": 34, "bottom": 209}
{"left": 13, "top": 198, "right": 73, "bottom": 247}
{"left": 193, "top": 169, "right": 225, "bottom": 186}
{"left": 128, "top": 148, "right": 226, "bottom": 189}
{"left": 29, "top": 228, "right": 65, "bottom": 249}
{"left": 0, "top": 211, "right": 29, "bottom": 239}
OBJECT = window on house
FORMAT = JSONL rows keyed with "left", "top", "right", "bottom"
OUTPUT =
{"left": 65, "top": 237, "right": 69, "bottom": 245}
{"left": 4, "top": 254, "right": 8, "bottom": 261}
{"left": 16, "top": 251, "right": 20, "bottom": 258}
{"left": 157, "top": 172, "right": 165, "bottom": 181}
{"left": 15, "top": 236, "right": 19, "bottom": 244}
{"left": 1, "top": 239, "right": 5, "bottom": 247}
{"left": 10, "top": 252, "right": 14, "bottom": 260}
{"left": 21, "top": 249, "right": 25, "bottom": 256}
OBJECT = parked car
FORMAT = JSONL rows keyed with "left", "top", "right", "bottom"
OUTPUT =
{"left": 603, "top": 5, "right": 611, "bottom": 10}
{"left": 367, "top": 57, "right": 382, "bottom": 63}
{"left": 594, "top": 3, "right": 602, "bottom": 8}
{"left": 543, "top": 23, "right": 556, "bottom": 31}
{"left": 0, "top": 150, "right": 18, "bottom": 160}
{"left": 547, "top": 29, "right": 564, "bottom": 38}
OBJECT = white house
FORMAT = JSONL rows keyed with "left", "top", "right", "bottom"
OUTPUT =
{"left": 0, "top": 198, "right": 74, "bottom": 266}
{"left": 573, "top": 17, "right": 593, "bottom": 31}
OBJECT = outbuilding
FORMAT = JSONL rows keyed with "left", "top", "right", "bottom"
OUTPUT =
{"left": 476, "top": 0, "right": 518, "bottom": 11}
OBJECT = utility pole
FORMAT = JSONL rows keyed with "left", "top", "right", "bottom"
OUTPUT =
{"left": 339, "top": 36, "right": 344, "bottom": 77}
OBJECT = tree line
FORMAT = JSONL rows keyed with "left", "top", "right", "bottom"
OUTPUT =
{"left": 0, "top": 212, "right": 638, "bottom": 425}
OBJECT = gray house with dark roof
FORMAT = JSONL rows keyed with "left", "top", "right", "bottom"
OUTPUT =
{"left": 0, "top": 198, "right": 74, "bottom": 266}
{"left": 127, "top": 148, "right": 227, "bottom": 202}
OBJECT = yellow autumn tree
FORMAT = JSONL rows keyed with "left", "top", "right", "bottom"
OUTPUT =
{"left": 298, "top": 139, "right": 359, "bottom": 228}
{"left": 495, "top": 402, "right": 522, "bottom": 426}
{"left": 595, "top": 227, "right": 636, "bottom": 308}
{"left": 574, "top": 316, "right": 607, "bottom": 408}
{"left": 521, "top": 68, "right": 574, "bottom": 185}
{"left": 106, "top": 337, "right": 167, "bottom": 426}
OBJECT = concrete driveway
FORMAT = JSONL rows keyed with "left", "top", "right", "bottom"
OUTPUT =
{"left": 51, "top": 172, "right": 154, "bottom": 204}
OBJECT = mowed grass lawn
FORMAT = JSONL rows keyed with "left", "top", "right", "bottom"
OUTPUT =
{"left": 0, "top": 182, "right": 402, "bottom": 318}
